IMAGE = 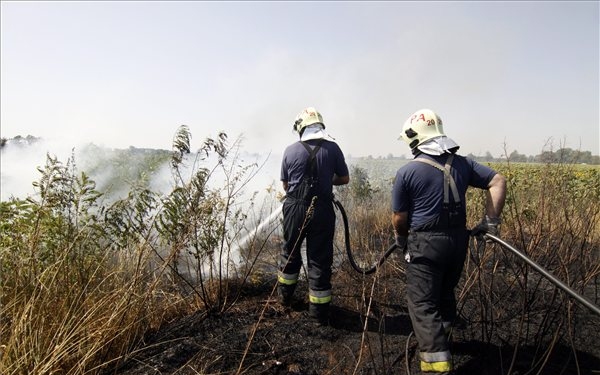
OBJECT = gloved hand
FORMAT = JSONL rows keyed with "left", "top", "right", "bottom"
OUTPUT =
{"left": 394, "top": 234, "right": 411, "bottom": 263}
{"left": 395, "top": 234, "right": 408, "bottom": 251}
{"left": 472, "top": 215, "right": 501, "bottom": 238}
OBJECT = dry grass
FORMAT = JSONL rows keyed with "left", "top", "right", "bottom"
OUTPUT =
{"left": 1, "top": 152, "right": 598, "bottom": 374}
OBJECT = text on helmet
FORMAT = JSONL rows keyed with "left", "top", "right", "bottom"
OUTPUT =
{"left": 409, "top": 113, "right": 440, "bottom": 126}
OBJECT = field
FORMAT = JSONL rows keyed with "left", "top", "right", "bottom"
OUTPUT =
{"left": 1, "top": 129, "right": 599, "bottom": 374}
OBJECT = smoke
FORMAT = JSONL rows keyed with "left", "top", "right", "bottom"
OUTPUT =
{"left": 0, "top": 136, "right": 283, "bottom": 210}
{"left": 1, "top": 138, "right": 78, "bottom": 201}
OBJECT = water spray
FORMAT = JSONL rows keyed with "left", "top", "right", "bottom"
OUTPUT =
{"left": 235, "top": 204, "right": 283, "bottom": 252}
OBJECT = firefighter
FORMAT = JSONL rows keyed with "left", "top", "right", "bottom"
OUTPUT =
{"left": 278, "top": 107, "right": 350, "bottom": 325}
{"left": 392, "top": 109, "right": 506, "bottom": 374}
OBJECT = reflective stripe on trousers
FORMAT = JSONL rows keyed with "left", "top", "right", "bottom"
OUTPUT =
{"left": 420, "top": 349, "right": 452, "bottom": 373}
{"left": 309, "top": 289, "right": 332, "bottom": 304}
{"left": 277, "top": 271, "right": 299, "bottom": 285}
{"left": 420, "top": 359, "right": 452, "bottom": 373}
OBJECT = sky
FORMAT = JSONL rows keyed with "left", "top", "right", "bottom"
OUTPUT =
{"left": 1, "top": 1, "right": 599, "bottom": 161}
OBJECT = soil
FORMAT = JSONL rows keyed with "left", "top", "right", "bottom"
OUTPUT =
{"left": 107, "top": 256, "right": 600, "bottom": 375}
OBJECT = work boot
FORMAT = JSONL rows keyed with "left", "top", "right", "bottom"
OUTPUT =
{"left": 308, "top": 303, "right": 330, "bottom": 326}
{"left": 277, "top": 285, "right": 295, "bottom": 307}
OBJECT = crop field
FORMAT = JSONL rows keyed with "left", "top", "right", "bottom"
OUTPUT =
{"left": 1, "top": 129, "right": 599, "bottom": 374}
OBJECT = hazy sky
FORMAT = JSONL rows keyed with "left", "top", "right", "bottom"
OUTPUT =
{"left": 1, "top": 1, "right": 599, "bottom": 158}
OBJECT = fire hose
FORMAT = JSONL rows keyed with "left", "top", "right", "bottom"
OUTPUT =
{"left": 334, "top": 199, "right": 600, "bottom": 316}
{"left": 484, "top": 233, "right": 600, "bottom": 316}
{"left": 334, "top": 199, "right": 396, "bottom": 275}
{"left": 239, "top": 197, "right": 600, "bottom": 316}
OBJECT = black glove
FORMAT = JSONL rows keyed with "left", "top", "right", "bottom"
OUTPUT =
{"left": 395, "top": 234, "right": 408, "bottom": 251}
{"left": 472, "top": 215, "right": 501, "bottom": 238}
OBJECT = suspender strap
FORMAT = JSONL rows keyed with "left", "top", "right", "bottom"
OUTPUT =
{"left": 412, "top": 154, "right": 461, "bottom": 205}
{"left": 300, "top": 139, "right": 324, "bottom": 178}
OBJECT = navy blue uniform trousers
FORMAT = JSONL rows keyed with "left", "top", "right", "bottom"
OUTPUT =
{"left": 405, "top": 228, "right": 469, "bottom": 355}
{"left": 279, "top": 197, "right": 335, "bottom": 296}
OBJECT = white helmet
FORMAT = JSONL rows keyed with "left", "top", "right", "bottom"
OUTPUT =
{"left": 399, "top": 108, "right": 445, "bottom": 150}
{"left": 293, "top": 107, "right": 325, "bottom": 133}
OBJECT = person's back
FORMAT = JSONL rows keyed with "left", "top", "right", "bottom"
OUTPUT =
{"left": 393, "top": 152, "right": 496, "bottom": 231}
{"left": 392, "top": 109, "right": 506, "bottom": 374}
{"left": 281, "top": 138, "right": 347, "bottom": 200}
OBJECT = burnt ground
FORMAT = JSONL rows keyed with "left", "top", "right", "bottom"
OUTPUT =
{"left": 107, "top": 255, "right": 600, "bottom": 375}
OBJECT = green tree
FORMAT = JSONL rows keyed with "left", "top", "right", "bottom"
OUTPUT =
{"left": 508, "top": 150, "right": 528, "bottom": 163}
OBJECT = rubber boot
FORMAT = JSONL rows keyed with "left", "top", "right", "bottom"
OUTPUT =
{"left": 308, "top": 302, "right": 330, "bottom": 325}
{"left": 277, "top": 284, "right": 296, "bottom": 307}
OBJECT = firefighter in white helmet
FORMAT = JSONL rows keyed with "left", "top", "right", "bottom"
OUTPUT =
{"left": 392, "top": 109, "right": 506, "bottom": 374}
{"left": 278, "top": 107, "right": 350, "bottom": 325}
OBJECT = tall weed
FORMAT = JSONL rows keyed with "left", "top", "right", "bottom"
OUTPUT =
{"left": 0, "top": 128, "right": 262, "bottom": 374}
{"left": 334, "top": 159, "right": 599, "bottom": 373}
{"left": 460, "top": 161, "right": 600, "bottom": 372}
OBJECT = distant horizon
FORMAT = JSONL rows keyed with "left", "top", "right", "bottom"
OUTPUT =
{"left": 2, "top": 133, "right": 598, "bottom": 160}
{"left": 1, "top": 132, "right": 598, "bottom": 203}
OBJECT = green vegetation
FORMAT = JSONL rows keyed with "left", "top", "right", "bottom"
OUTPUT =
{"left": 0, "top": 134, "right": 598, "bottom": 373}
{"left": 336, "top": 159, "right": 600, "bottom": 373}
{"left": 0, "top": 127, "right": 266, "bottom": 374}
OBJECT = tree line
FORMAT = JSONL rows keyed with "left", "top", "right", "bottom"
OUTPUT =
{"left": 466, "top": 148, "right": 599, "bottom": 165}
{"left": 2, "top": 136, "right": 599, "bottom": 165}
{"left": 364, "top": 147, "right": 600, "bottom": 165}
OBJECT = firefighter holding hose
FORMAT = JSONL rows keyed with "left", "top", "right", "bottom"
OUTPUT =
{"left": 392, "top": 109, "right": 506, "bottom": 374}
{"left": 278, "top": 107, "right": 350, "bottom": 325}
